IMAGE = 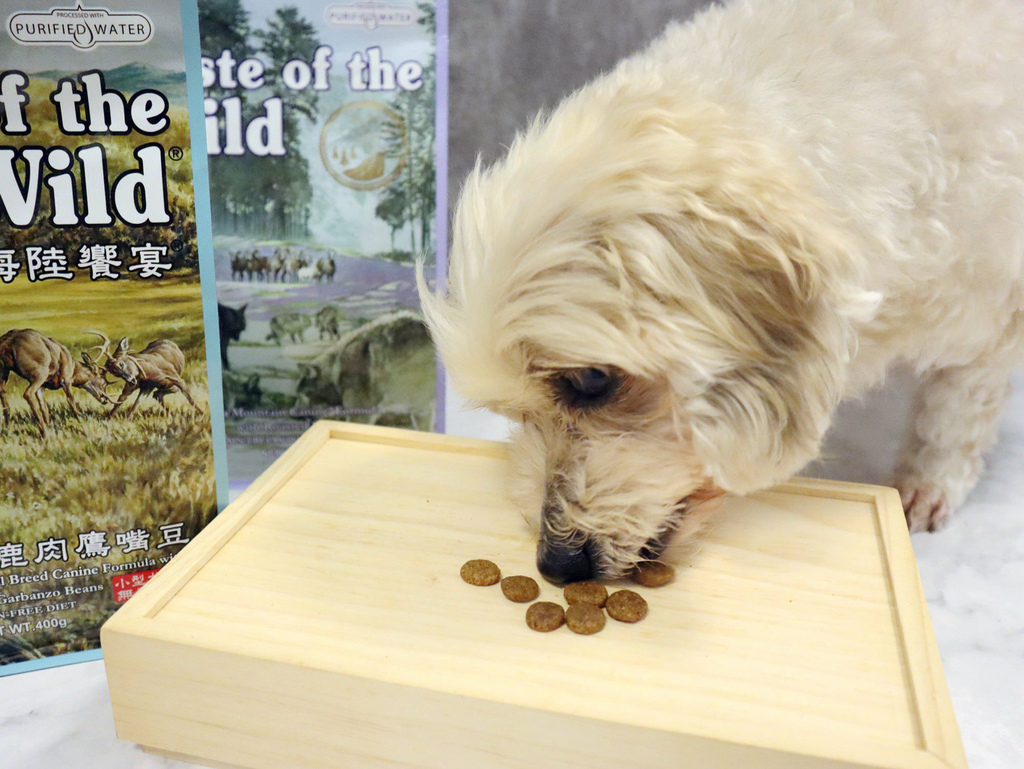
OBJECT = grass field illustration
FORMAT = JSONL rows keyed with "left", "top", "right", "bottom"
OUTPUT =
{"left": 0, "top": 275, "right": 216, "bottom": 665}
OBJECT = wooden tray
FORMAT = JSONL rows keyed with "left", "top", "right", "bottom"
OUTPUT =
{"left": 101, "top": 422, "right": 966, "bottom": 769}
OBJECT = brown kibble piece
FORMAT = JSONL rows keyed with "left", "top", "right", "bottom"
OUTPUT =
{"left": 606, "top": 590, "right": 648, "bottom": 623}
{"left": 460, "top": 559, "right": 500, "bottom": 586}
{"left": 526, "top": 602, "right": 565, "bottom": 632}
{"left": 501, "top": 575, "right": 540, "bottom": 603}
{"left": 563, "top": 581, "right": 608, "bottom": 607}
{"left": 632, "top": 561, "right": 675, "bottom": 587}
{"left": 565, "top": 603, "right": 606, "bottom": 635}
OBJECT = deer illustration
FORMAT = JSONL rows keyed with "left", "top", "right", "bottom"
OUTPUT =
{"left": 0, "top": 329, "right": 113, "bottom": 437}
{"left": 71, "top": 352, "right": 114, "bottom": 407}
{"left": 89, "top": 332, "right": 200, "bottom": 417}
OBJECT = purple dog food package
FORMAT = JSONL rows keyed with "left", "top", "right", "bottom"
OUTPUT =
{"left": 200, "top": 0, "right": 449, "bottom": 499}
{"left": 0, "top": 0, "right": 227, "bottom": 675}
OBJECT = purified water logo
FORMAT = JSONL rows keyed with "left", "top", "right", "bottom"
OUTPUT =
{"left": 8, "top": 5, "right": 152, "bottom": 49}
{"left": 325, "top": 2, "right": 416, "bottom": 30}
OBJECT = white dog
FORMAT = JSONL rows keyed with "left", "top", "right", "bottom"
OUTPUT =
{"left": 419, "top": 0, "right": 1024, "bottom": 583}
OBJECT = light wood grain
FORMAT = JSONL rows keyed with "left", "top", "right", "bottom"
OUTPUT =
{"left": 102, "top": 422, "right": 966, "bottom": 769}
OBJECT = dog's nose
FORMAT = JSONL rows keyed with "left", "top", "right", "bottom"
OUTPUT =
{"left": 536, "top": 540, "right": 594, "bottom": 585}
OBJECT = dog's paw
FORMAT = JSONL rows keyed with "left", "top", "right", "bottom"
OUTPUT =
{"left": 896, "top": 480, "right": 952, "bottom": 533}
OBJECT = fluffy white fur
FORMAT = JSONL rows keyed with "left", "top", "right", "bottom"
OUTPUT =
{"left": 419, "top": 0, "right": 1024, "bottom": 579}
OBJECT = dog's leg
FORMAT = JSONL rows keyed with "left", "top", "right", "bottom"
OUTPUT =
{"left": 894, "top": 362, "right": 1013, "bottom": 532}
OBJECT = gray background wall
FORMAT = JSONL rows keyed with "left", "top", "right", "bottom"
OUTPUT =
{"left": 448, "top": 0, "right": 709, "bottom": 198}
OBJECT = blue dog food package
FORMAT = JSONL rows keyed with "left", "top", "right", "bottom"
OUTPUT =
{"left": 199, "top": 0, "right": 448, "bottom": 497}
{"left": 0, "top": 0, "right": 227, "bottom": 675}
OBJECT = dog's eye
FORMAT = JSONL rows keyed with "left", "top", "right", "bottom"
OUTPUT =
{"left": 553, "top": 367, "right": 618, "bottom": 409}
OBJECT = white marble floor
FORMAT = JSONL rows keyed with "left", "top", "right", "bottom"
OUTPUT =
{"left": 1, "top": 374, "right": 1022, "bottom": 768}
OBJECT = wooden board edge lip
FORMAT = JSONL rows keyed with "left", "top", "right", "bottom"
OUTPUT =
{"left": 871, "top": 486, "right": 968, "bottom": 768}
{"left": 133, "top": 731, "right": 933, "bottom": 769}
{"left": 769, "top": 476, "right": 898, "bottom": 504}
{"left": 100, "top": 422, "right": 335, "bottom": 630}
{"left": 136, "top": 744, "right": 962, "bottom": 769}
{"left": 318, "top": 419, "right": 510, "bottom": 457}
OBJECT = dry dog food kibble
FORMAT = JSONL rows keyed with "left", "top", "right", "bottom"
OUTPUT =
{"left": 460, "top": 557, "right": 655, "bottom": 635}
{"left": 605, "top": 589, "right": 648, "bottom": 623}
{"left": 563, "top": 580, "right": 608, "bottom": 607}
{"left": 632, "top": 560, "right": 675, "bottom": 587}
{"left": 525, "top": 601, "right": 565, "bottom": 632}
{"left": 565, "top": 603, "right": 606, "bottom": 635}
{"left": 460, "top": 559, "right": 501, "bottom": 586}
{"left": 501, "top": 575, "right": 540, "bottom": 603}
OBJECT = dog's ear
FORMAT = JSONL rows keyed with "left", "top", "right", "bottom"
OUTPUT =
{"left": 639, "top": 156, "right": 880, "bottom": 493}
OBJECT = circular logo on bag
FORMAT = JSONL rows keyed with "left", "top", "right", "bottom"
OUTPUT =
{"left": 319, "top": 100, "right": 409, "bottom": 191}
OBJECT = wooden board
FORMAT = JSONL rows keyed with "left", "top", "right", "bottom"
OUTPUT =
{"left": 101, "top": 421, "right": 966, "bottom": 769}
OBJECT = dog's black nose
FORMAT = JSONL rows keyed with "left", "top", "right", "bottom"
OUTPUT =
{"left": 537, "top": 540, "right": 594, "bottom": 585}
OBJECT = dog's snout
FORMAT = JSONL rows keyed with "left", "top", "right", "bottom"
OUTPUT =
{"left": 536, "top": 539, "right": 594, "bottom": 585}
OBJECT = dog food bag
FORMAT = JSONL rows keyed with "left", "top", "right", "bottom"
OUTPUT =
{"left": 0, "top": 0, "right": 224, "bottom": 676}
{"left": 199, "top": 0, "right": 448, "bottom": 498}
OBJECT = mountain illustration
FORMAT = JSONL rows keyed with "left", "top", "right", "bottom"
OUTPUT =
{"left": 31, "top": 63, "right": 188, "bottom": 104}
